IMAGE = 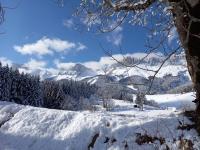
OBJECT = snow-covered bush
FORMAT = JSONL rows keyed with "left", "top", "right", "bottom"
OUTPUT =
{"left": 77, "top": 95, "right": 100, "bottom": 111}
{"left": 135, "top": 93, "right": 159, "bottom": 109}
{"left": 42, "top": 80, "right": 98, "bottom": 111}
{"left": 103, "top": 99, "right": 114, "bottom": 111}
{"left": 60, "top": 95, "right": 78, "bottom": 111}
{"left": 89, "top": 94, "right": 100, "bottom": 105}
{"left": 135, "top": 93, "right": 146, "bottom": 110}
{"left": 96, "top": 82, "right": 134, "bottom": 102}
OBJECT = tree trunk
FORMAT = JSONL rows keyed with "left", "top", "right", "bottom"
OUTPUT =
{"left": 172, "top": 0, "right": 200, "bottom": 114}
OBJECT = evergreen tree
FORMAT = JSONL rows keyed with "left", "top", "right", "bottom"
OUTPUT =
{"left": 10, "top": 69, "right": 20, "bottom": 103}
{"left": 0, "top": 65, "right": 11, "bottom": 101}
{"left": 0, "top": 62, "right": 97, "bottom": 110}
{"left": 42, "top": 80, "right": 65, "bottom": 109}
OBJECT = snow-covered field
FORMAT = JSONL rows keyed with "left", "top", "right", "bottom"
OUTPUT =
{"left": 111, "top": 64, "right": 189, "bottom": 79}
{"left": 0, "top": 93, "right": 199, "bottom": 150}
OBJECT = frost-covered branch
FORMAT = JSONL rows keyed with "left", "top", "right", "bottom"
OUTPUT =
{"left": 104, "top": 0, "right": 156, "bottom": 12}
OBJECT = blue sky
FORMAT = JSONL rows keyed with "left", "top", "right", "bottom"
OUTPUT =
{"left": 0, "top": 0, "right": 152, "bottom": 69}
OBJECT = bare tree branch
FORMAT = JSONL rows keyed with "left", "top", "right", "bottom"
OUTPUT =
{"left": 0, "top": 3, "right": 5, "bottom": 25}
{"left": 104, "top": 0, "right": 156, "bottom": 12}
{"left": 147, "top": 46, "right": 180, "bottom": 94}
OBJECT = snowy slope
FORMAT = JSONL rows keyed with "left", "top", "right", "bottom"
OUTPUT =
{"left": 13, "top": 52, "right": 189, "bottom": 81}
{"left": 0, "top": 93, "right": 199, "bottom": 150}
{"left": 146, "top": 92, "right": 196, "bottom": 110}
{"left": 111, "top": 64, "right": 189, "bottom": 79}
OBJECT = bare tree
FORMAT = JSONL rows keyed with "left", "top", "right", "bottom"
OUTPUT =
{"left": 101, "top": 64, "right": 110, "bottom": 75}
{"left": 1, "top": 0, "right": 199, "bottom": 113}
{"left": 73, "top": 0, "right": 200, "bottom": 114}
{"left": 0, "top": 3, "right": 4, "bottom": 25}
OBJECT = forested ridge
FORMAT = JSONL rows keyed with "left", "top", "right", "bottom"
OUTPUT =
{"left": 0, "top": 62, "right": 97, "bottom": 110}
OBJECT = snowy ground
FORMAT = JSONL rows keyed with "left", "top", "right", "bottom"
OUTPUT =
{"left": 147, "top": 92, "right": 196, "bottom": 110}
{"left": 0, "top": 93, "right": 199, "bottom": 150}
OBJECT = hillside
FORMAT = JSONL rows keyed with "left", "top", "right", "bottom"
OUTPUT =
{"left": 17, "top": 52, "right": 188, "bottom": 80}
{"left": 13, "top": 52, "right": 192, "bottom": 96}
{"left": 0, "top": 92, "right": 199, "bottom": 150}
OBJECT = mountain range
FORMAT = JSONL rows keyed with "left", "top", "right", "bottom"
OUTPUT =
{"left": 11, "top": 52, "right": 193, "bottom": 96}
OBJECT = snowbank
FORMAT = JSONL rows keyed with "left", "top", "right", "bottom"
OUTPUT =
{"left": 146, "top": 92, "right": 195, "bottom": 110}
{"left": 0, "top": 93, "right": 199, "bottom": 150}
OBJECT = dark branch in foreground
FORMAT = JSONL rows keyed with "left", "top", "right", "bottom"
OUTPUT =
{"left": 0, "top": 3, "right": 5, "bottom": 25}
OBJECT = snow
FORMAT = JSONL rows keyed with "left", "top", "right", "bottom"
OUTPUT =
{"left": 14, "top": 52, "right": 189, "bottom": 81}
{"left": 146, "top": 92, "right": 196, "bottom": 110}
{"left": 0, "top": 93, "right": 199, "bottom": 150}
{"left": 52, "top": 63, "right": 190, "bottom": 82}
{"left": 127, "top": 85, "right": 137, "bottom": 90}
{"left": 87, "top": 76, "right": 99, "bottom": 84}
{"left": 112, "top": 64, "right": 189, "bottom": 79}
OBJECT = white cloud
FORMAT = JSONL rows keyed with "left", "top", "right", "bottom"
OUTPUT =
{"left": 0, "top": 57, "right": 13, "bottom": 66}
{"left": 76, "top": 43, "right": 87, "bottom": 51}
{"left": 83, "top": 52, "right": 163, "bottom": 70}
{"left": 54, "top": 59, "right": 101, "bottom": 71}
{"left": 54, "top": 53, "right": 155, "bottom": 71}
{"left": 106, "top": 26, "right": 123, "bottom": 46}
{"left": 14, "top": 37, "right": 76, "bottom": 56}
{"left": 99, "top": 56, "right": 116, "bottom": 66}
{"left": 63, "top": 19, "right": 74, "bottom": 28}
{"left": 54, "top": 55, "right": 117, "bottom": 71}
{"left": 23, "top": 52, "right": 163, "bottom": 73}
{"left": 54, "top": 59, "right": 75, "bottom": 70}
{"left": 83, "top": 61, "right": 101, "bottom": 70}
{"left": 53, "top": 54, "right": 123, "bottom": 71}
{"left": 23, "top": 58, "right": 47, "bottom": 69}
